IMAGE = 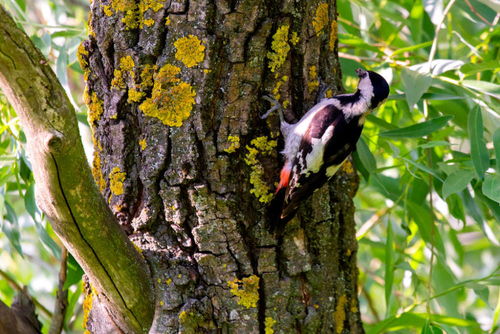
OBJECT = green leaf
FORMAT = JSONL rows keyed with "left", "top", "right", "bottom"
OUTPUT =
{"left": 367, "top": 312, "right": 478, "bottom": 334}
{"left": 442, "top": 170, "right": 475, "bottom": 198}
{"left": 385, "top": 220, "right": 394, "bottom": 316}
{"left": 355, "top": 138, "right": 377, "bottom": 179}
{"left": 391, "top": 41, "right": 432, "bottom": 56}
{"left": 64, "top": 254, "right": 84, "bottom": 289}
{"left": 24, "top": 183, "right": 37, "bottom": 219}
{"left": 402, "top": 157, "right": 445, "bottom": 182}
{"left": 482, "top": 174, "right": 500, "bottom": 203}
{"left": 460, "top": 61, "right": 499, "bottom": 76}
{"left": 34, "top": 220, "right": 61, "bottom": 259}
{"left": 462, "top": 80, "right": 500, "bottom": 99}
{"left": 1, "top": 200, "right": 23, "bottom": 256}
{"left": 407, "top": 201, "right": 445, "bottom": 254}
{"left": 380, "top": 116, "right": 453, "bottom": 139}
{"left": 401, "top": 68, "right": 432, "bottom": 109}
{"left": 445, "top": 194, "right": 466, "bottom": 222}
{"left": 468, "top": 106, "right": 489, "bottom": 179}
{"left": 421, "top": 321, "right": 444, "bottom": 334}
{"left": 418, "top": 141, "right": 452, "bottom": 149}
{"left": 493, "top": 128, "right": 500, "bottom": 172}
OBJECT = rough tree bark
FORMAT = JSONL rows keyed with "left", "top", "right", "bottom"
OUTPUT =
{"left": 82, "top": 0, "right": 364, "bottom": 333}
{"left": 1, "top": 0, "right": 365, "bottom": 332}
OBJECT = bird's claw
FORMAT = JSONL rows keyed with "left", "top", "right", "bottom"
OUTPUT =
{"left": 261, "top": 95, "right": 283, "bottom": 120}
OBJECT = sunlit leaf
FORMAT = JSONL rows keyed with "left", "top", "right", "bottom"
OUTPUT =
{"left": 462, "top": 80, "right": 500, "bottom": 99}
{"left": 401, "top": 68, "right": 432, "bottom": 109}
{"left": 380, "top": 116, "right": 453, "bottom": 139}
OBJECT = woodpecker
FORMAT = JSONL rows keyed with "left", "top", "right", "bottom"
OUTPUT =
{"left": 265, "top": 68, "right": 389, "bottom": 224}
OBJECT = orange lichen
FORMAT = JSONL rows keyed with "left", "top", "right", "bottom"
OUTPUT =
{"left": 174, "top": 35, "right": 206, "bottom": 68}
{"left": 313, "top": 3, "right": 329, "bottom": 35}
{"left": 139, "top": 64, "right": 196, "bottom": 127}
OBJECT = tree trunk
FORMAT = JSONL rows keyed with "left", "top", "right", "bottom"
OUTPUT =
{"left": 87, "top": 0, "right": 363, "bottom": 332}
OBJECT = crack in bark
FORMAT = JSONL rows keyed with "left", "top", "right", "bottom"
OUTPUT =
{"left": 49, "top": 153, "right": 141, "bottom": 330}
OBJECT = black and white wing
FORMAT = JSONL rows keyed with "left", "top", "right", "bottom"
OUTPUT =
{"left": 271, "top": 102, "right": 364, "bottom": 223}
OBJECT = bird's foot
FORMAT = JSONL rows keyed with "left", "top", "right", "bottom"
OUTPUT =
{"left": 315, "top": 79, "right": 333, "bottom": 104}
{"left": 261, "top": 95, "right": 285, "bottom": 123}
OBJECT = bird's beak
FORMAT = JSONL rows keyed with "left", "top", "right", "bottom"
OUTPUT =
{"left": 355, "top": 68, "right": 367, "bottom": 78}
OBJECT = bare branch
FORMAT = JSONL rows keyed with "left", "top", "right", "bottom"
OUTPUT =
{"left": 48, "top": 248, "right": 68, "bottom": 334}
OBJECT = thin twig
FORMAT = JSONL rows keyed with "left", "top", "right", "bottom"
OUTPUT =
{"left": 0, "top": 269, "right": 52, "bottom": 318}
{"left": 428, "top": 0, "right": 457, "bottom": 71}
{"left": 464, "top": 0, "right": 493, "bottom": 26}
{"left": 49, "top": 248, "right": 69, "bottom": 334}
{"left": 361, "top": 286, "right": 381, "bottom": 322}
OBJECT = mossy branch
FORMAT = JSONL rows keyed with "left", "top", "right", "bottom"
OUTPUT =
{"left": 0, "top": 6, "right": 153, "bottom": 333}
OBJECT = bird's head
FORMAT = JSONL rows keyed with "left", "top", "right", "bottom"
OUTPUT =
{"left": 356, "top": 68, "right": 389, "bottom": 110}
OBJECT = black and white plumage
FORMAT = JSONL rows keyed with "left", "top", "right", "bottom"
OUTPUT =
{"left": 267, "top": 69, "right": 389, "bottom": 224}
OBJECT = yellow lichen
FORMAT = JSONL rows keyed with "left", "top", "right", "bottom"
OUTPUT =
{"left": 139, "top": 64, "right": 196, "bottom": 127}
{"left": 341, "top": 160, "right": 354, "bottom": 174}
{"left": 102, "top": 4, "right": 113, "bottom": 16}
{"left": 290, "top": 31, "right": 300, "bottom": 46}
{"left": 110, "top": 0, "right": 139, "bottom": 29}
{"left": 109, "top": 167, "right": 126, "bottom": 196}
{"left": 267, "top": 25, "right": 291, "bottom": 73}
{"left": 224, "top": 135, "right": 240, "bottom": 153}
{"left": 77, "top": 42, "right": 89, "bottom": 70}
{"left": 139, "top": 0, "right": 164, "bottom": 13}
{"left": 82, "top": 287, "right": 93, "bottom": 331}
{"left": 165, "top": 16, "right": 171, "bottom": 25}
{"left": 308, "top": 65, "right": 319, "bottom": 93}
{"left": 87, "top": 92, "right": 104, "bottom": 125}
{"left": 313, "top": 3, "right": 329, "bottom": 35}
{"left": 334, "top": 295, "right": 347, "bottom": 334}
{"left": 228, "top": 275, "right": 260, "bottom": 308}
{"left": 139, "top": 64, "right": 158, "bottom": 88}
{"left": 159, "top": 300, "right": 164, "bottom": 306}
{"left": 244, "top": 136, "right": 278, "bottom": 203}
{"left": 165, "top": 278, "right": 172, "bottom": 285}
{"left": 143, "top": 18, "right": 155, "bottom": 26}
{"left": 179, "top": 310, "right": 215, "bottom": 334}
{"left": 272, "top": 75, "right": 288, "bottom": 101}
{"left": 139, "top": 138, "right": 147, "bottom": 150}
{"left": 174, "top": 35, "right": 206, "bottom": 68}
{"left": 128, "top": 88, "right": 145, "bottom": 103}
{"left": 329, "top": 20, "right": 338, "bottom": 51}
{"left": 92, "top": 146, "right": 106, "bottom": 192}
{"left": 111, "top": 56, "right": 135, "bottom": 90}
{"left": 265, "top": 317, "right": 276, "bottom": 334}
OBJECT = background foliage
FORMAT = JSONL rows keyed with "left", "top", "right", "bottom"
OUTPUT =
{"left": 0, "top": 0, "right": 498, "bottom": 333}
